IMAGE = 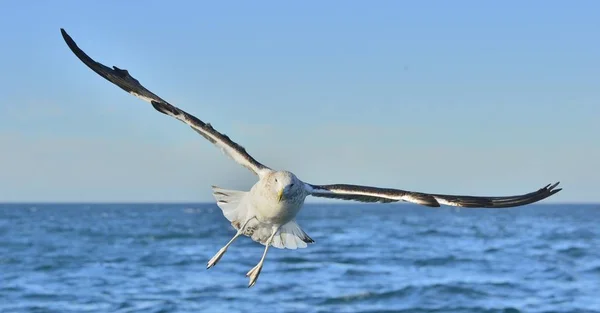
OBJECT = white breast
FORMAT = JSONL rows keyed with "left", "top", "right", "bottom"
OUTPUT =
{"left": 249, "top": 182, "right": 305, "bottom": 225}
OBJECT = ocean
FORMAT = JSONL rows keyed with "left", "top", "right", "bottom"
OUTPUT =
{"left": 1, "top": 203, "right": 598, "bottom": 313}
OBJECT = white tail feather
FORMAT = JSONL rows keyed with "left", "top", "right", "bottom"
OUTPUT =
{"left": 248, "top": 220, "right": 314, "bottom": 249}
{"left": 272, "top": 221, "right": 314, "bottom": 250}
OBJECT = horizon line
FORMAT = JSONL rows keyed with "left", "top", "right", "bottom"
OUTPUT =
{"left": 0, "top": 201, "right": 593, "bottom": 205}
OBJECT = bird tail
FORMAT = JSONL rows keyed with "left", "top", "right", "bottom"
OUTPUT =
{"left": 261, "top": 221, "right": 314, "bottom": 250}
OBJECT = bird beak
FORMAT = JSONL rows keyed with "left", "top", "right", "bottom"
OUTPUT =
{"left": 278, "top": 189, "right": 284, "bottom": 202}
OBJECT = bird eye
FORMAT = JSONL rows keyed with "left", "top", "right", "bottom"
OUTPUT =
{"left": 275, "top": 179, "right": 278, "bottom": 183}
{"left": 290, "top": 183, "right": 294, "bottom": 187}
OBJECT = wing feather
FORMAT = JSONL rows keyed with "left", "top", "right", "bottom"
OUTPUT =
{"left": 305, "top": 182, "right": 561, "bottom": 208}
{"left": 60, "top": 29, "right": 270, "bottom": 177}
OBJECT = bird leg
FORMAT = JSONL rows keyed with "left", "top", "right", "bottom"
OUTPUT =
{"left": 246, "top": 225, "right": 281, "bottom": 288}
{"left": 207, "top": 217, "right": 255, "bottom": 269}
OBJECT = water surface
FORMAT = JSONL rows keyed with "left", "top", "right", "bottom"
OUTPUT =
{"left": 1, "top": 203, "right": 598, "bottom": 313}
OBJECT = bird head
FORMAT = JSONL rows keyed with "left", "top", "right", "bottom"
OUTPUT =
{"left": 271, "top": 171, "right": 301, "bottom": 202}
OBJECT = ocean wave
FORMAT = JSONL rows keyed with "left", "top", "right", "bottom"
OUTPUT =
{"left": 343, "top": 268, "right": 391, "bottom": 277}
{"left": 321, "top": 283, "right": 491, "bottom": 305}
{"left": 320, "top": 287, "right": 415, "bottom": 305}
{"left": 413, "top": 255, "right": 483, "bottom": 267}
{"left": 348, "top": 307, "right": 521, "bottom": 313}
{"left": 556, "top": 246, "right": 588, "bottom": 258}
{"left": 583, "top": 264, "right": 600, "bottom": 274}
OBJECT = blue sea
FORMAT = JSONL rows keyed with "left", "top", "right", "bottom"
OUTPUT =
{"left": 1, "top": 203, "right": 599, "bottom": 313}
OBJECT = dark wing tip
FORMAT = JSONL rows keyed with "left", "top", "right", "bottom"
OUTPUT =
{"left": 59, "top": 28, "right": 166, "bottom": 103}
{"left": 542, "top": 181, "right": 562, "bottom": 196}
{"left": 59, "top": 28, "right": 104, "bottom": 75}
{"left": 487, "top": 181, "right": 562, "bottom": 208}
{"left": 428, "top": 181, "right": 562, "bottom": 209}
{"left": 60, "top": 28, "right": 73, "bottom": 45}
{"left": 60, "top": 28, "right": 78, "bottom": 51}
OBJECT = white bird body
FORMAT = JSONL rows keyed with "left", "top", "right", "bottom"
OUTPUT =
{"left": 208, "top": 171, "right": 313, "bottom": 286}
{"left": 212, "top": 171, "right": 313, "bottom": 252}
{"left": 59, "top": 28, "right": 562, "bottom": 288}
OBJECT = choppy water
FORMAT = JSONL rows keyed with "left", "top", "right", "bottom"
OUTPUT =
{"left": 1, "top": 203, "right": 599, "bottom": 313}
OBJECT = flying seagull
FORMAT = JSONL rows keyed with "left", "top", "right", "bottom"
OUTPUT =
{"left": 59, "top": 28, "right": 562, "bottom": 287}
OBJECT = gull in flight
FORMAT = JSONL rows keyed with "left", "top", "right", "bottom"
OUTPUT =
{"left": 60, "top": 29, "right": 562, "bottom": 287}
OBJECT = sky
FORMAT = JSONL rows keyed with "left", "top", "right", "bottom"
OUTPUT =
{"left": 0, "top": 1, "right": 598, "bottom": 203}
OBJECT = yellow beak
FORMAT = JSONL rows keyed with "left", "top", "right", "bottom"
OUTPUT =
{"left": 277, "top": 189, "right": 284, "bottom": 202}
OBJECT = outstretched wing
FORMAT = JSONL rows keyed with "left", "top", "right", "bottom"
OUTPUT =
{"left": 304, "top": 182, "right": 561, "bottom": 208}
{"left": 60, "top": 28, "right": 271, "bottom": 177}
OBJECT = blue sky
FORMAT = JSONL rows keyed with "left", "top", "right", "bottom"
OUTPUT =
{"left": 0, "top": 1, "right": 598, "bottom": 202}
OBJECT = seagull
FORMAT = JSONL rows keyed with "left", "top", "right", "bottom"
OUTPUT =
{"left": 59, "top": 28, "right": 562, "bottom": 287}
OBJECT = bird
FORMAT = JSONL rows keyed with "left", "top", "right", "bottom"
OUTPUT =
{"left": 59, "top": 28, "right": 562, "bottom": 287}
